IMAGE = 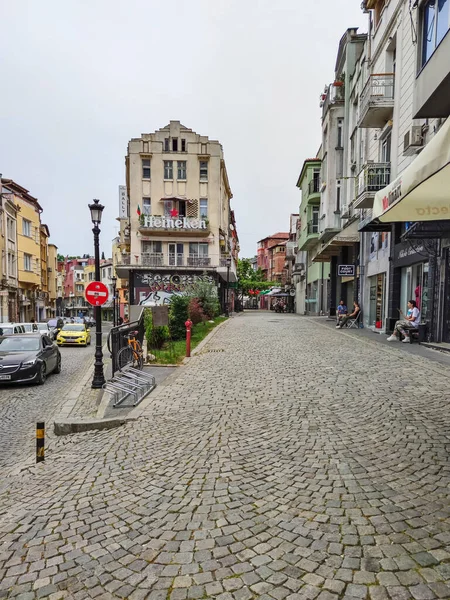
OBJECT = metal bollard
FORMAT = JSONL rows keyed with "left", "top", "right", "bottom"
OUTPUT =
{"left": 36, "top": 422, "right": 45, "bottom": 463}
{"left": 185, "top": 319, "right": 193, "bottom": 358}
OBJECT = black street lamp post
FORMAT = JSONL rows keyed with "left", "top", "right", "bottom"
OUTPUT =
{"left": 112, "top": 276, "right": 117, "bottom": 327}
{"left": 225, "top": 257, "right": 232, "bottom": 317}
{"left": 89, "top": 199, "right": 106, "bottom": 389}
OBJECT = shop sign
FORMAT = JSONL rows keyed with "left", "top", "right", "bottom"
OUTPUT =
{"left": 393, "top": 242, "right": 425, "bottom": 267}
{"left": 142, "top": 216, "right": 207, "bottom": 230}
{"left": 337, "top": 264, "right": 355, "bottom": 277}
{"left": 119, "top": 185, "right": 128, "bottom": 218}
{"left": 381, "top": 178, "right": 402, "bottom": 213}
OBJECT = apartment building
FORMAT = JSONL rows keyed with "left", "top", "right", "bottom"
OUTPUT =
{"left": 0, "top": 180, "right": 19, "bottom": 322}
{"left": 115, "top": 121, "right": 238, "bottom": 314}
{"left": 112, "top": 236, "right": 129, "bottom": 320}
{"left": 1, "top": 179, "right": 43, "bottom": 321}
{"left": 100, "top": 260, "right": 114, "bottom": 321}
{"left": 355, "top": 0, "right": 450, "bottom": 342}
{"left": 296, "top": 159, "right": 330, "bottom": 315}
{"left": 63, "top": 256, "right": 95, "bottom": 317}
{"left": 48, "top": 243, "right": 58, "bottom": 317}
{"left": 313, "top": 29, "right": 367, "bottom": 314}
{"left": 257, "top": 233, "right": 290, "bottom": 283}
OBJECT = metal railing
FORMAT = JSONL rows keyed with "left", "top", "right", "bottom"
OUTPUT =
{"left": 168, "top": 253, "right": 184, "bottom": 266}
{"left": 187, "top": 256, "right": 211, "bottom": 267}
{"left": 355, "top": 163, "right": 391, "bottom": 198}
{"left": 307, "top": 220, "right": 319, "bottom": 235}
{"left": 108, "top": 315, "right": 145, "bottom": 375}
{"left": 360, "top": 73, "right": 395, "bottom": 112}
{"left": 308, "top": 178, "right": 321, "bottom": 195}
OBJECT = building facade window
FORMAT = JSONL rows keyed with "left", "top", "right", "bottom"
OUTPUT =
{"left": 337, "top": 119, "right": 343, "bottom": 148}
{"left": 189, "top": 242, "right": 209, "bottom": 257}
{"left": 142, "top": 158, "right": 151, "bottom": 179}
{"left": 199, "top": 161, "right": 208, "bottom": 180}
{"left": 164, "top": 138, "right": 170, "bottom": 152}
{"left": 181, "top": 139, "right": 186, "bottom": 152}
{"left": 422, "top": 0, "right": 449, "bottom": 66}
{"left": 200, "top": 198, "right": 208, "bottom": 218}
{"left": 24, "top": 253, "right": 32, "bottom": 271}
{"left": 142, "top": 241, "right": 162, "bottom": 255}
{"left": 381, "top": 132, "right": 391, "bottom": 163}
{"left": 172, "top": 138, "right": 178, "bottom": 152}
{"left": 164, "top": 160, "right": 173, "bottom": 179}
{"left": 22, "top": 219, "right": 31, "bottom": 237}
{"left": 143, "top": 197, "right": 151, "bottom": 215}
{"left": 177, "top": 161, "right": 187, "bottom": 180}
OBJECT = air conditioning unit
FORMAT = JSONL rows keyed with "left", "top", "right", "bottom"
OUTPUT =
{"left": 403, "top": 126, "right": 423, "bottom": 156}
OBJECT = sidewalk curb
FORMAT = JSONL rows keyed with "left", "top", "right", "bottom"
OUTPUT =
{"left": 54, "top": 416, "right": 135, "bottom": 436}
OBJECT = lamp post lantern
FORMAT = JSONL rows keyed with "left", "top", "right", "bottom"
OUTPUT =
{"left": 112, "top": 276, "right": 117, "bottom": 327}
{"left": 225, "top": 256, "right": 232, "bottom": 317}
{"left": 88, "top": 199, "right": 106, "bottom": 389}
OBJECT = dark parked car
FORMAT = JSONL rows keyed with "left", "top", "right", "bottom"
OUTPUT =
{"left": 0, "top": 334, "right": 61, "bottom": 385}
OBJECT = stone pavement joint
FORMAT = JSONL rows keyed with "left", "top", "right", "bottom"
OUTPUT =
{"left": 1, "top": 313, "right": 450, "bottom": 600}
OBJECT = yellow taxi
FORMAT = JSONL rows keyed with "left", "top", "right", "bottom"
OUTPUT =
{"left": 56, "top": 323, "right": 91, "bottom": 347}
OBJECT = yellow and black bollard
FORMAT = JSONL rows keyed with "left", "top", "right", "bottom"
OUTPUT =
{"left": 36, "top": 422, "right": 45, "bottom": 463}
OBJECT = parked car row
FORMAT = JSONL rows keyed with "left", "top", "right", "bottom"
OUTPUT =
{"left": 0, "top": 333, "right": 61, "bottom": 385}
{"left": 0, "top": 318, "right": 93, "bottom": 386}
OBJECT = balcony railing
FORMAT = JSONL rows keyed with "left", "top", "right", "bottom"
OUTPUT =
{"left": 307, "top": 220, "right": 319, "bottom": 235}
{"left": 118, "top": 253, "right": 212, "bottom": 268}
{"left": 187, "top": 256, "right": 211, "bottom": 267}
{"left": 358, "top": 74, "right": 395, "bottom": 128}
{"left": 308, "top": 178, "right": 321, "bottom": 195}
{"left": 354, "top": 163, "right": 391, "bottom": 209}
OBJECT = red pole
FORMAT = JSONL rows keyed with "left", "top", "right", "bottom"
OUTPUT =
{"left": 185, "top": 319, "right": 193, "bottom": 357}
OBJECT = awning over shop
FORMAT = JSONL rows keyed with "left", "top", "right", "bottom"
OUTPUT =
{"left": 371, "top": 118, "right": 450, "bottom": 223}
{"left": 313, "top": 220, "right": 360, "bottom": 262}
{"left": 266, "top": 288, "right": 281, "bottom": 296}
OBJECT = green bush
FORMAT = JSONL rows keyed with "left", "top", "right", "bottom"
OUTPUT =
{"left": 148, "top": 325, "right": 169, "bottom": 349}
{"left": 191, "top": 279, "right": 220, "bottom": 319}
{"left": 169, "top": 295, "right": 190, "bottom": 340}
{"left": 144, "top": 307, "right": 169, "bottom": 349}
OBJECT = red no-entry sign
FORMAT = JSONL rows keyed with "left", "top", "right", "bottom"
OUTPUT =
{"left": 85, "top": 281, "right": 109, "bottom": 306}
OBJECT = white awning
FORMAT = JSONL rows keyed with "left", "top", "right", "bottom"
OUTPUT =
{"left": 372, "top": 118, "right": 450, "bottom": 223}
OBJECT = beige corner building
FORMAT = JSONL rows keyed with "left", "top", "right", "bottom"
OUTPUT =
{"left": 116, "top": 121, "right": 239, "bottom": 313}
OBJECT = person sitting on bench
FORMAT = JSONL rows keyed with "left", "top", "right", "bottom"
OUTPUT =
{"left": 336, "top": 300, "right": 348, "bottom": 326}
{"left": 387, "top": 300, "right": 420, "bottom": 343}
{"left": 337, "top": 301, "right": 360, "bottom": 329}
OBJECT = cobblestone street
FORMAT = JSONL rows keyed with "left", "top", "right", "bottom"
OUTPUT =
{"left": 1, "top": 312, "right": 450, "bottom": 600}
{"left": 0, "top": 345, "right": 95, "bottom": 473}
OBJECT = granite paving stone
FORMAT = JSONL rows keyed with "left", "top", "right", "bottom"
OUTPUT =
{"left": 1, "top": 313, "right": 450, "bottom": 599}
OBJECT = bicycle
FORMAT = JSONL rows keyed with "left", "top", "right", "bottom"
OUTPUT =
{"left": 117, "top": 330, "right": 144, "bottom": 370}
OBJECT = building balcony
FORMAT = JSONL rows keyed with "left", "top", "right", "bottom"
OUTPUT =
{"left": 307, "top": 179, "right": 321, "bottom": 204}
{"left": 298, "top": 221, "right": 319, "bottom": 251}
{"left": 319, "top": 213, "right": 342, "bottom": 243}
{"left": 358, "top": 74, "right": 395, "bottom": 128}
{"left": 138, "top": 215, "right": 210, "bottom": 237}
{"left": 414, "top": 30, "right": 450, "bottom": 118}
{"left": 354, "top": 163, "right": 391, "bottom": 209}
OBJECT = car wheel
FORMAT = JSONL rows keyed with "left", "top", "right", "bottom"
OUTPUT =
{"left": 54, "top": 354, "right": 61, "bottom": 374}
{"left": 36, "top": 363, "right": 47, "bottom": 385}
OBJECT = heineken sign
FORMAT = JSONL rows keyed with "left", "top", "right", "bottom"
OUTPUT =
{"left": 143, "top": 215, "right": 207, "bottom": 230}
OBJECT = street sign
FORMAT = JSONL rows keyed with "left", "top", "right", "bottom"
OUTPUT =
{"left": 85, "top": 281, "right": 109, "bottom": 306}
{"left": 337, "top": 264, "right": 355, "bottom": 277}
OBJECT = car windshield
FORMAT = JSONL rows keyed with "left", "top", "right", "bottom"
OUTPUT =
{"left": 0, "top": 337, "right": 40, "bottom": 352}
{"left": 62, "top": 324, "right": 85, "bottom": 332}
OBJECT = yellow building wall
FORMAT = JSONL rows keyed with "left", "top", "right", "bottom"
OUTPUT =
{"left": 17, "top": 199, "right": 41, "bottom": 288}
{"left": 84, "top": 264, "right": 96, "bottom": 289}
{"left": 48, "top": 244, "right": 58, "bottom": 301}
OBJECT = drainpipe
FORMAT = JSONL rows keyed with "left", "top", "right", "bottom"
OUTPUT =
{"left": 320, "top": 261, "right": 324, "bottom": 315}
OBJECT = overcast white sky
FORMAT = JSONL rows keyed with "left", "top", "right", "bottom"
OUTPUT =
{"left": 0, "top": 1, "right": 367, "bottom": 259}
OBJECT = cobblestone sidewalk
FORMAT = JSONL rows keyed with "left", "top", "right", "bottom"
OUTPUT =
{"left": 1, "top": 313, "right": 450, "bottom": 600}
